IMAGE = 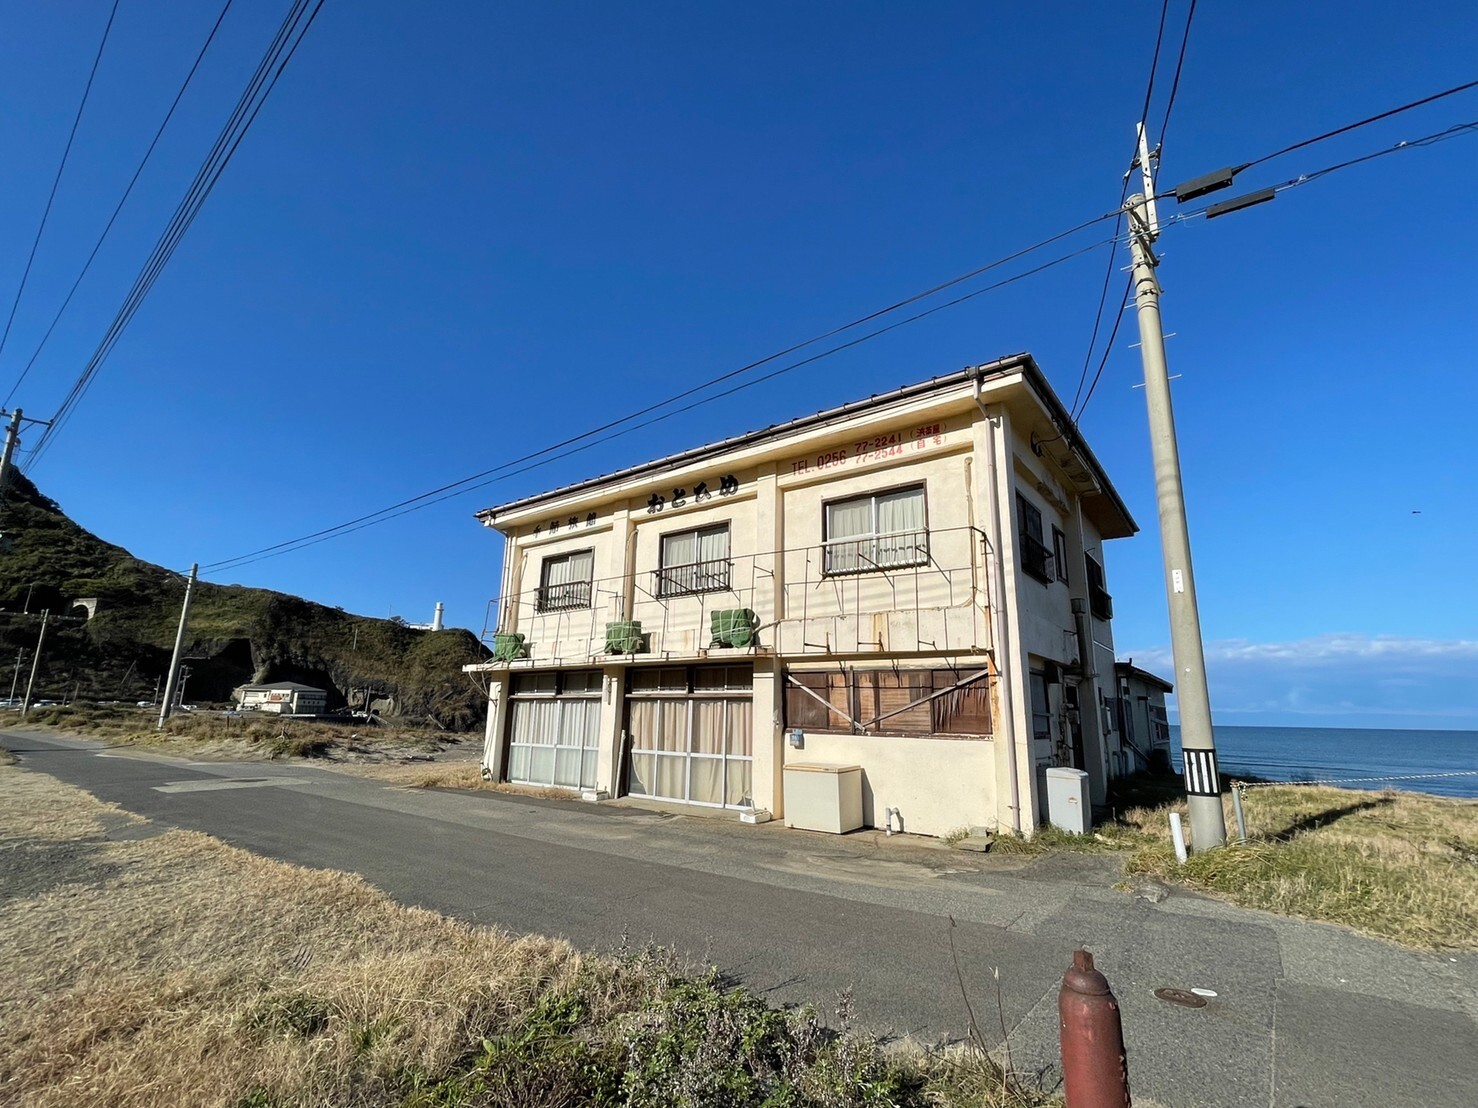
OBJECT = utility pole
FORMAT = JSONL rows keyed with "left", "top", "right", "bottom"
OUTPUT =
{"left": 9, "top": 648, "right": 23, "bottom": 702}
{"left": 158, "top": 564, "right": 198, "bottom": 730}
{"left": 0, "top": 408, "right": 23, "bottom": 496}
{"left": 1125, "top": 122, "right": 1227, "bottom": 851}
{"left": 21, "top": 610, "right": 49, "bottom": 717}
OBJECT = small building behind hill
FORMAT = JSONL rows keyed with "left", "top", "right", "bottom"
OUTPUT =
{"left": 233, "top": 681, "right": 328, "bottom": 715}
{"left": 1114, "top": 661, "right": 1174, "bottom": 775}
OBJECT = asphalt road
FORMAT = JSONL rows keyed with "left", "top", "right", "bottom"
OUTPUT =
{"left": 5, "top": 729, "right": 1477, "bottom": 1108}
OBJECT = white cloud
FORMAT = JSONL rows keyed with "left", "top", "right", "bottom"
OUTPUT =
{"left": 1118, "top": 633, "right": 1478, "bottom": 729}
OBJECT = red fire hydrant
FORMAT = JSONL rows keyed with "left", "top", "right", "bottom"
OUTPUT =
{"left": 1058, "top": 949, "right": 1131, "bottom": 1107}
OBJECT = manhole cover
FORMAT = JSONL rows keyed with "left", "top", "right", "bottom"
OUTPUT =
{"left": 1154, "top": 987, "right": 1207, "bottom": 1008}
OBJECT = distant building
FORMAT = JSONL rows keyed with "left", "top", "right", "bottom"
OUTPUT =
{"left": 466, "top": 355, "right": 1141, "bottom": 837}
{"left": 1113, "top": 661, "right": 1174, "bottom": 774}
{"left": 233, "top": 682, "right": 328, "bottom": 715}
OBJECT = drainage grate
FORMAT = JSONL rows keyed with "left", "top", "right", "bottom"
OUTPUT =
{"left": 1154, "top": 987, "right": 1207, "bottom": 1008}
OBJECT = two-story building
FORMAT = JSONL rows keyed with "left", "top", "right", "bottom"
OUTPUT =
{"left": 466, "top": 353, "right": 1137, "bottom": 837}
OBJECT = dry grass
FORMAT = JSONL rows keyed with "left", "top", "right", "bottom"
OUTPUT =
{"left": 4, "top": 704, "right": 456, "bottom": 765}
{"left": 0, "top": 765, "right": 1051, "bottom": 1108}
{"left": 1117, "top": 784, "right": 1478, "bottom": 950}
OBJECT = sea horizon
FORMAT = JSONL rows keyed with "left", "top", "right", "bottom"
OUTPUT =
{"left": 1168, "top": 722, "right": 1478, "bottom": 798}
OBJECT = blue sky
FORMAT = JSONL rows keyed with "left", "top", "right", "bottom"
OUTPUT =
{"left": 1, "top": 1, "right": 1474, "bottom": 727}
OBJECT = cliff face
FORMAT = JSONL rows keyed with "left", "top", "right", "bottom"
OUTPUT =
{"left": 0, "top": 473, "right": 489, "bottom": 729}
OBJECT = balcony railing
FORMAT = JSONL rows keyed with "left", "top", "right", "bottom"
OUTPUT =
{"left": 822, "top": 529, "right": 929, "bottom": 576}
{"left": 536, "top": 580, "right": 592, "bottom": 612}
{"left": 655, "top": 557, "right": 731, "bottom": 598}
{"left": 1020, "top": 533, "right": 1053, "bottom": 583}
{"left": 1090, "top": 584, "right": 1113, "bottom": 621}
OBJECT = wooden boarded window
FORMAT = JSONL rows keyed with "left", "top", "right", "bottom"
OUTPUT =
{"left": 784, "top": 671, "right": 842, "bottom": 730}
{"left": 931, "top": 670, "right": 991, "bottom": 735}
{"left": 784, "top": 667, "right": 992, "bottom": 737}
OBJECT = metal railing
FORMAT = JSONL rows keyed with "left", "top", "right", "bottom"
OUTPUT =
{"left": 654, "top": 557, "right": 732, "bottom": 598}
{"left": 535, "top": 580, "right": 593, "bottom": 612}
{"left": 821, "top": 529, "right": 929, "bottom": 576}
{"left": 1020, "top": 533, "right": 1053, "bottom": 583}
{"left": 479, "top": 525, "right": 994, "bottom": 659}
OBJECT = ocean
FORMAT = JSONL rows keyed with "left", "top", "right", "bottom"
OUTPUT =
{"left": 1169, "top": 725, "right": 1478, "bottom": 799}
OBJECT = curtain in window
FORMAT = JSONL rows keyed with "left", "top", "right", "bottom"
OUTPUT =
{"left": 627, "top": 700, "right": 659, "bottom": 751}
{"left": 826, "top": 498, "right": 872, "bottom": 572}
{"left": 876, "top": 488, "right": 925, "bottom": 565}
{"left": 695, "top": 526, "right": 728, "bottom": 563}
{"left": 663, "top": 531, "right": 696, "bottom": 568}
{"left": 827, "top": 498, "right": 873, "bottom": 540}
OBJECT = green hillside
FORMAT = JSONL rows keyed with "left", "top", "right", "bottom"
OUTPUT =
{"left": 0, "top": 472, "right": 489, "bottom": 729}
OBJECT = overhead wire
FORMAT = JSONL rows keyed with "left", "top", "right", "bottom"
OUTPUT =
{"left": 1155, "top": 0, "right": 1199, "bottom": 152}
{"left": 0, "top": 0, "right": 123, "bottom": 365}
{"left": 1072, "top": 0, "right": 1199, "bottom": 425}
{"left": 201, "top": 232, "right": 1123, "bottom": 574}
{"left": 1069, "top": 0, "right": 1175, "bottom": 419}
{"left": 24, "top": 0, "right": 327, "bottom": 472}
{"left": 195, "top": 209, "right": 1127, "bottom": 572}
{"left": 1235, "top": 78, "right": 1478, "bottom": 174}
{"left": 2, "top": 0, "right": 237, "bottom": 410}
{"left": 1170, "top": 119, "right": 1478, "bottom": 220}
{"left": 201, "top": 105, "right": 1478, "bottom": 575}
{"left": 1071, "top": 117, "right": 1478, "bottom": 427}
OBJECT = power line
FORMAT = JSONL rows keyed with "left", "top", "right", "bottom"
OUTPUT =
{"left": 1239, "top": 78, "right": 1478, "bottom": 172}
{"left": 203, "top": 109, "right": 1478, "bottom": 574}
{"left": 0, "top": 0, "right": 122, "bottom": 365}
{"left": 1071, "top": 277, "right": 1132, "bottom": 423}
{"left": 24, "top": 0, "right": 327, "bottom": 472}
{"left": 1071, "top": 0, "right": 1175, "bottom": 417}
{"left": 1071, "top": 117, "right": 1478, "bottom": 424}
{"left": 1137, "top": 0, "right": 1172, "bottom": 131}
{"left": 198, "top": 214, "right": 1125, "bottom": 572}
{"left": 1155, "top": 0, "right": 1199, "bottom": 151}
{"left": 201, "top": 232, "right": 1122, "bottom": 574}
{"left": 1165, "top": 78, "right": 1478, "bottom": 203}
{"left": 2, "top": 0, "right": 236, "bottom": 409}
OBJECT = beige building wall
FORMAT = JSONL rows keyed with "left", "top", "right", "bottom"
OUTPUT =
{"left": 468, "top": 357, "right": 1135, "bottom": 839}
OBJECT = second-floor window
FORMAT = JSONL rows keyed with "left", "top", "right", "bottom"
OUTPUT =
{"left": 657, "top": 523, "right": 731, "bottom": 597}
{"left": 823, "top": 485, "right": 928, "bottom": 575}
{"left": 1017, "top": 494, "right": 1052, "bottom": 583}
{"left": 1085, "top": 552, "right": 1113, "bottom": 620}
{"left": 537, "top": 549, "right": 594, "bottom": 612}
{"left": 1052, "top": 526, "right": 1070, "bottom": 584}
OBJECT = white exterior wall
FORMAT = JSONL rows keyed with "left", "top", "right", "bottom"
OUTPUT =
{"left": 784, "top": 731, "right": 995, "bottom": 838}
{"left": 469, "top": 362, "right": 1135, "bottom": 837}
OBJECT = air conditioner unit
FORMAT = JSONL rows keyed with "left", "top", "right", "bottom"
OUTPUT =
{"left": 711, "top": 608, "right": 758, "bottom": 648}
{"left": 604, "top": 620, "right": 645, "bottom": 654}
{"left": 491, "top": 632, "right": 528, "bottom": 662}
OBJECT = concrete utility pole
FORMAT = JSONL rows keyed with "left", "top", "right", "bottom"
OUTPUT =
{"left": 158, "top": 564, "right": 198, "bottom": 730}
{"left": 21, "top": 610, "right": 49, "bottom": 717}
{"left": 0, "top": 408, "right": 22, "bottom": 496}
{"left": 1125, "top": 123, "right": 1227, "bottom": 851}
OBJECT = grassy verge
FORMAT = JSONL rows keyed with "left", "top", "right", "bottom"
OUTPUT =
{"left": 0, "top": 765, "right": 1052, "bottom": 1108}
{"left": 2, "top": 704, "right": 455, "bottom": 763}
{"left": 998, "top": 775, "right": 1478, "bottom": 951}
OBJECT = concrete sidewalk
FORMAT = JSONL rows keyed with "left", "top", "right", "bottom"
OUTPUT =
{"left": 4, "top": 729, "right": 1475, "bottom": 1107}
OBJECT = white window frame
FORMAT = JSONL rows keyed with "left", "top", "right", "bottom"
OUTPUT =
{"left": 656, "top": 523, "right": 731, "bottom": 598}
{"left": 537, "top": 549, "right": 594, "bottom": 612}
{"left": 821, "top": 484, "right": 929, "bottom": 576}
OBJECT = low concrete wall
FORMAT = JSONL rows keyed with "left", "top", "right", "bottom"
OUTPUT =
{"left": 783, "top": 732, "right": 994, "bottom": 838}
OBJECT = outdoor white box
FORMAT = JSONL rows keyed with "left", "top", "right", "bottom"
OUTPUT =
{"left": 783, "top": 762, "right": 864, "bottom": 834}
{"left": 1045, "top": 767, "right": 1090, "bottom": 835}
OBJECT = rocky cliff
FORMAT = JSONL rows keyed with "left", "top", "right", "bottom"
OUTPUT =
{"left": 0, "top": 472, "right": 489, "bottom": 729}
